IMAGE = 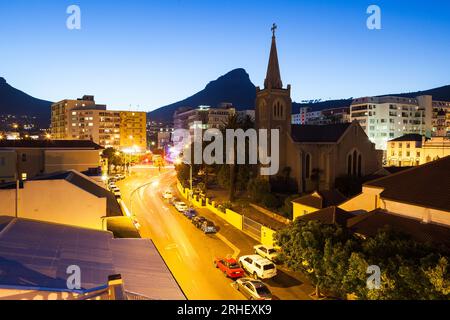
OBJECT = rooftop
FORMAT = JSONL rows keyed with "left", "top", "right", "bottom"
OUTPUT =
{"left": 0, "top": 217, "right": 185, "bottom": 300}
{"left": 365, "top": 156, "right": 450, "bottom": 212}
{"left": 33, "top": 170, "right": 122, "bottom": 217}
{"left": 0, "top": 140, "right": 103, "bottom": 150}
{"left": 347, "top": 209, "right": 450, "bottom": 247}
{"left": 388, "top": 134, "right": 424, "bottom": 142}
{"left": 292, "top": 190, "right": 347, "bottom": 209}
{"left": 290, "top": 123, "right": 351, "bottom": 143}
{"left": 296, "top": 206, "right": 355, "bottom": 226}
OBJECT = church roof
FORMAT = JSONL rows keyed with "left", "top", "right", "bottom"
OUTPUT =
{"left": 290, "top": 123, "right": 351, "bottom": 143}
{"left": 264, "top": 27, "right": 283, "bottom": 90}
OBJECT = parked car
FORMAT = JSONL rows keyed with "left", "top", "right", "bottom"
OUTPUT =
{"left": 170, "top": 197, "right": 180, "bottom": 205}
{"left": 238, "top": 255, "right": 277, "bottom": 280}
{"left": 183, "top": 208, "right": 197, "bottom": 219}
{"left": 115, "top": 174, "right": 125, "bottom": 180}
{"left": 214, "top": 257, "right": 245, "bottom": 279}
{"left": 201, "top": 220, "right": 217, "bottom": 234}
{"left": 174, "top": 202, "right": 188, "bottom": 212}
{"left": 192, "top": 216, "right": 207, "bottom": 228}
{"left": 162, "top": 190, "right": 173, "bottom": 200}
{"left": 254, "top": 245, "right": 279, "bottom": 262}
{"left": 234, "top": 278, "right": 272, "bottom": 300}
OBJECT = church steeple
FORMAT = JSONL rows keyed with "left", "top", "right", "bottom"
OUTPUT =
{"left": 264, "top": 23, "right": 283, "bottom": 90}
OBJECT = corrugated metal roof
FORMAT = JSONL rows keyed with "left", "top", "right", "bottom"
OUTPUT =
{"left": 0, "top": 217, "right": 185, "bottom": 300}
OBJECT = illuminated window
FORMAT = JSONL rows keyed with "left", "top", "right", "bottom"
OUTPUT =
{"left": 21, "top": 173, "right": 27, "bottom": 180}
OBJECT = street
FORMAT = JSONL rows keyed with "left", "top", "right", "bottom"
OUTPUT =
{"left": 117, "top": 166, "right": 313, "bottom": 300}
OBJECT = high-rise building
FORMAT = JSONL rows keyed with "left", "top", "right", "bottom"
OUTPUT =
{"left": 119, "top": 111, "right": 147, "bottom": 151}
{"left": 431, "top": 100, "right": 450, "bottom": 137}
{"left": 350, "top": 95, "right": 433, "bottom": 150}
{"left": 50, "top": 95, "right": 97, "bottom": 139}
{"left": 50, "top": 96, "right": 147, "bottom": 151}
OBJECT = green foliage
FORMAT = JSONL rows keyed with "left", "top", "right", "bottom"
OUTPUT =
{"left": 279, "top": 194, "right": 300, "bottom": 219}
{"left": 176, "top": 163, "right": 191, "bottom": 188}
{"left": 247, "top": 177, "right": 271, "bottom": 203}
{"left": 275, "top": 220, "right": 450, "bottom": 300}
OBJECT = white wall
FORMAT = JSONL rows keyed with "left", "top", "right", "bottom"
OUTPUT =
{"left": 382, "top": 199, "right": 450, "bottom": 226}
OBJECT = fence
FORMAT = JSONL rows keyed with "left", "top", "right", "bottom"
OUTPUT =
{"left": 177, "top": 180, "right": 276, "bottom": 247}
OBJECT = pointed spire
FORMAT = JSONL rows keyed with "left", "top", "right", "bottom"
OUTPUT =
{"left": 264, "top": 23, "right": 283, "bottom": 90}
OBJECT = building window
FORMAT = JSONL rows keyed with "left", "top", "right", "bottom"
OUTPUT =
{"left": 348, "top": 149, "right": 362, "bottom": 177}
{"left": 21, "top": 173, "right": 27, "bottom": 181}
{"left": 357, "top": 154, "right": 362, "bottom": 177}
{"left": 21, "top": 154, "right": 27, "bottom": 162}
{"left": 305, "top": 154, "right": 311, "bottom": 179}
{"left": 347, "top": 154, "right": 352, "bottom": 175}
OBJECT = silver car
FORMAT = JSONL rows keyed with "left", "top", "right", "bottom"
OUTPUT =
{"left": 234, "top": 278, "right": 272, "bottom": 300}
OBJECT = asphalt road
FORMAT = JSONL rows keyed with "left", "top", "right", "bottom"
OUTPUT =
{"left": 117, "top": 166, "right": 313, "bottom": 300}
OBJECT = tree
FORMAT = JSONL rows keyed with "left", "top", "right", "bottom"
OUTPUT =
{"left": 275, "top": 219, "right": 353, "bottom": 298}
{"left": 425, "top": 257, "right": 450, "bottom": 296}
{"left": 275, "top": 220, "right": 450, "bottom": 300}
{"left": 101, "top": 147, "right": 124, "bottom": 174}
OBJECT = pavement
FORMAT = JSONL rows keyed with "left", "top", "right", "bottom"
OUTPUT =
{"left": 117, "top": 166, "right": 313, "bottom": 300}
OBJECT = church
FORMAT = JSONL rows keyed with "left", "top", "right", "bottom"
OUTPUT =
{"left": 255, "top": 25, "right": 383, "bottom": 193}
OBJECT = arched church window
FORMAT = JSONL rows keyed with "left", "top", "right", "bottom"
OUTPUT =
{"left": 273, "top": 101, "right": 284, "bottom": 120}
{"left": 347, "top": 154, "right": 352, "bottom": 176}
{"left": 352, "top": 150, "right": 357, "bottom": 176}
{"left": 305, "top": 153, "right": 311, "bottom": 179}
{"left": 357, "top": 154, "right": 362, "bottom": 177}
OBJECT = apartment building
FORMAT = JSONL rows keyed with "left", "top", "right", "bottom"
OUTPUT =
{"left": 350, "top": 95, "right": 433, "bottom": 150}
{"left": 292, "top": 106, "right": 350, "bottom": 125}
{"left": 119, "top": 111, "right": 147, "bottom": 151}
{"left": 432, "top": 100, "right": 450, "bottom": 136}
{"left": 173, "top": 105, "right": 236, "bottom": 131}
{"left": 51, "top": 96, "right": 147, "bottom": 151}
{"left": 386, "top": 134, "right": 450, "bottom": 167}
{"left": 51, "top": 95, "right": 97, "bottom": 139}
{"left": 68, "top": 105, "right": 121, "bottom": 148}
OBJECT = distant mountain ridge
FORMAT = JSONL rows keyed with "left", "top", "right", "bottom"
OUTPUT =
{"left": 1, "top": 72, "right": 449, "bottom": 127}
{"left": 148, "top": 69, "right": 450, "bottom": 122}
{"left": 0, "top": 77, "right": 52, "bottom": 126}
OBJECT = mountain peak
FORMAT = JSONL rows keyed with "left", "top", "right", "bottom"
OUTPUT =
{"left": 148, "top": 68, "right": 256, "bottom": 122}
{"left": 0, "top": 77, "right": 6, "bottom": 85}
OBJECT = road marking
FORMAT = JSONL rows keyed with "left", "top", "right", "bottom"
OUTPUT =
{"left": 216, "top": 233, "right": 241, "bottom": 259}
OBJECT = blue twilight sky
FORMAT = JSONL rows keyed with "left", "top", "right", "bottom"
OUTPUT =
{"left": 0, "top": 0, "right": 449, "bottom": 112}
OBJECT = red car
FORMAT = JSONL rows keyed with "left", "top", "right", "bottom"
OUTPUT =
{"left": 214, "top": 257, "right": 245, "bottom": 279}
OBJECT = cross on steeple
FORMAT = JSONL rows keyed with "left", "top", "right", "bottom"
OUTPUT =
{"left": 271, "top": 23, "right": 277, "bottom": 37}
